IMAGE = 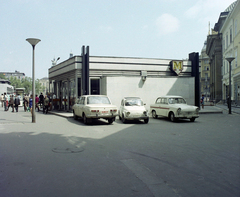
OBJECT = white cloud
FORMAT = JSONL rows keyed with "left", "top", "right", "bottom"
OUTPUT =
{"left": 156, "top": 13, "right": 180, "bottom": 35}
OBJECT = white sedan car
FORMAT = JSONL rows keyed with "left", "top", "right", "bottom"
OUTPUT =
{"left": 150, "top": 96, "right": 199, "bottom": 122}
{"left": 119, "top": 97, "right": 149, "bottom": 123}
{"left": 72, "top": 95, "right": 118, "bottom": 124}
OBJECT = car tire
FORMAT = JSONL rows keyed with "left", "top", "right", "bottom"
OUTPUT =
{"left": 73, "top": 111, "right": 78, "bottom": 120}
{"left": 152, "top": 110, "right": 158, "bottom": 119}
{"left": 144, "top": 118, "right": 149, "bottom": 124}
{"left": 169, "top": 112, "right": 176, "bottom": 122}
{"left": 108, "top": 118, "right": 114, "bottom": 124}
{"left": 190, "top": 118, "right": 195, "bottom": 122}
{"left": 122, "top": 114, "right": 126, "bottom": 123}
{"left": 83, "top": 113, "right": 88, "bottom": 125}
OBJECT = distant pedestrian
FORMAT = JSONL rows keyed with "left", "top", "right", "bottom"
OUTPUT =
{"left": 43, "top": 95, "right": 49, "bottom": 114}
{"left": 8, "top": 95, "right": 14, "bottom": 112}
{"left": 29, "top": 95, "right": 33, "bottom": 114}
{"left": 39, "top": 93, "right": 44, "bottom": 108}
{"left": 4, "top": 93, "right": 7, "bottom": 111}
{"left": 227, "top": 95, "right": 230, "bottom": 108}
{"left": 23, "top": 94, "right": 29, "bottom": 112}
{"left": 35, "top": 94, "right": 39, "bottom": 112}
{"left": 14, "top": 94, "right": 20, "bottom": 112}
{"left": 201, "top": 94, "right": 205, "bottom": 109}
{"left": 0, "top": 94, "right": 4, "bottom": 107}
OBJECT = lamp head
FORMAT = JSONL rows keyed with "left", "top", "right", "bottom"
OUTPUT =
{"left": 26, "top": 38, "right": 41, "bottom": 46}
{"left": 226, "top": 57, "right": 235, "bottom": 63}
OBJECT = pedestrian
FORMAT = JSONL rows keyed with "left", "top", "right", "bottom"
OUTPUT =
{"left": 14, "top": 94, "right": 20, "bottom": 112}
{"left": 0, "top": 94, "right": 4, "bottom": 107}
{"left": 39, "top": 93, "right": 44, "bottom": 108}
{"left": 43, "top": 95, "right": 49, "bottom": 114}
{"left": 201, "top": 94, "right": 205, "bottom": 109}
{"left": 8, "top": 95, "right": 14, "bottom": 112}
{"left": 23, "top": 94, "right": 29, "bottom": 112}
{"left": 29, "top": 95, "right": 33, "bottom": 114}
{"left": 3, "top": 93, "right": 8, "bottom": 111}
{"left": 35, "top": 94, "right": 39, "bottom": 112}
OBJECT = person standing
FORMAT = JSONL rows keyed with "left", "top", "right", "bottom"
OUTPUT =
{"left": 201, "top": 94, "right": 205, "bottom": 109}
{"left": 0, "top": 94, "right": 4, "bottom": 107}
{"left": 8, "top": 95, "right": 14, "bottom": 112}
{"left": 14, "top": 94, "right": 20, "bottom": 112}
{"left": 43, "top": 95, "right": 49, "bottom": 114}
{"left": 35, "top": 95, "right": 39, "bottom": 112}
{"left": 39, "top": 93, "right": 44, "bottom": 108}
{"left": 4, "top": 93, "right": 7, "bottom": 111}
{"left": 29, "top": 95, "right": 33, "bottom": 114}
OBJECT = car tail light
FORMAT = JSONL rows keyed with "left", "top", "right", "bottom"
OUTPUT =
{"left": 91, "top": 110, "right": 99, "bottom": 112}
{"left": 110, "top": 109, "right": 117, "bottom": 113}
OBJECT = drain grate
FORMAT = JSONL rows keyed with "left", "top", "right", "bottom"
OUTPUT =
{"left": 52, "top": 147, "right": 84, "bottom": 154}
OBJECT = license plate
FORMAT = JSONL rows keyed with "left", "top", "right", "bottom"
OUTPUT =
{"left": 102, "top": 111, "right": 108, "bottom": 113}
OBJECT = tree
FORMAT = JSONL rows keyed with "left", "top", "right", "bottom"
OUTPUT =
{"left": 8, "top": 76, "right": 44, "bottom": 95}
{"left": 0, "top": 74, "right": 7, "bottom": 79}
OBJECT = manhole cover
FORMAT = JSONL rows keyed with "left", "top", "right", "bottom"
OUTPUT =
{"left": 52, "top": 147, "right": 84, "bottom": 153}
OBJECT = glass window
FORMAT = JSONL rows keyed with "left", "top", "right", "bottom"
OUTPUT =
{"left": 87, "top": 96, "right": 110, "bottom": 104}
{"left": 230, "top": 27, "right": 232, "bottom": 43}
{"left": 156, "top": 98, "right": 161, "bottom": 104}
{"left": 91, "top": 79, "right": 100, "bottom": 95}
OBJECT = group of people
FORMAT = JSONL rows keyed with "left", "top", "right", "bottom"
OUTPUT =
{"left": 1, "top": 92, "right": 50, "bottom": 114}
{"left": 23, "top": 93, "right": 50, "bottom": 114}
{"left": 0, "top": 93, "right": 20, "bottom": 112}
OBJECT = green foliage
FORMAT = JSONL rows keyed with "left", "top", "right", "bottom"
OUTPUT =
{"left": 8, "top": 77, "right": 44, "bottom": 95}
{"left": 0, "top": 74, "right": 7, "bottom": 79}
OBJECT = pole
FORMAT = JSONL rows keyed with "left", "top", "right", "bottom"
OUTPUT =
{"left": 229, "top": 61, "right": 231, "bottom": 114}
{"left": 32, "top": 45, "right": 36, "bottom": 122}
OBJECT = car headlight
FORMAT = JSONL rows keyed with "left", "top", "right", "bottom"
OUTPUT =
{"left": 143, "top": 111, "right": 147, "bottom": 115}
{"left": 177, "top": 108, "right": 181, "bottom": 115}
{"left": 196, "top": 108, "right": 199, "bottom": 113}
{"left": 126, "top": 112, "right": 130, "bottom": 117}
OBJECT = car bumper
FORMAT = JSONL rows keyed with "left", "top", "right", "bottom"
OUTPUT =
{"left": 86, "top": 113, "right": 117, "bottom": 119}
{"left": 124, "top": 115, "right": 149, "bottom": 120}
{"left": 176, "top": 114, "right": 199, "bottom": 119}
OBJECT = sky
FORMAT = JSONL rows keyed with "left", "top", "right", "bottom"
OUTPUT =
{"left": 0, "top": 0, "right": 237, "bottom": 79}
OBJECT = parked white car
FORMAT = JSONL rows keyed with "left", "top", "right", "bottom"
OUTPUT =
{"left": 150, "top": 96, "right": 199, "bottom": 122}
{"left": 72, "top": 95, "right": 118, "bottom": 124}
{"left": 119, "top": 97, "right": 149, "bottom": 123}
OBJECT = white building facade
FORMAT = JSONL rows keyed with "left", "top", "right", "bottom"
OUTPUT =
{"left": 49, "top": 49, "right": 199, "bottom": 112}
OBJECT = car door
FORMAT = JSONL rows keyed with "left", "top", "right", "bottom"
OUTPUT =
{"left": 78, "top": 97, "right": 86, "bottom": 117}
{"left": 155, "top": 97, "right": 162, "bottom": 116}
{"left": 160, "top": 98, "right": 169, "bottom": 117}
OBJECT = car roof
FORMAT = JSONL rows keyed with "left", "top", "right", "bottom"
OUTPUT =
{"left": 81, "top": 95, "right": 108, "bottom": 97}
{"left": 123, "top": 97, "right": 141, "bottom": 100}
{"left": 158, "top": 95, "right": 183, "bottom": 98}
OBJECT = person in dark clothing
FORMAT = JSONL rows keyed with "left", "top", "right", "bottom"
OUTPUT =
{"left": 39, "top": 93, "right": 44, "bottom": 107}
{"left": 14, "top": 94, "right": 20, "bottom": 112}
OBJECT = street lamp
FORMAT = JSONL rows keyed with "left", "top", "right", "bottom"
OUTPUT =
{"left": 225, "top": 56, "right": 235, "bottom": 114}
{"left": 26, "top": 38, "right": 41, "bottom": 123}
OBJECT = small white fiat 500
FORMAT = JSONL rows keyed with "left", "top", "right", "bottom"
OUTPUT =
{"left": 72, "top": 95, "right": 118, "bottom": 124}
{"left": 119, "top": 97, "right": 149, "bottom": 123}
{"left": 150, "top": 96, "right": 199, "bottom": 122}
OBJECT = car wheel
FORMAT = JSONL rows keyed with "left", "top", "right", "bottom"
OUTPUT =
{"left": 170, "top": 112, "right": 176, "bottom": 122}
{"left": 83, "top": 113, "right": 88, "bottom": 125}
{"left": 108, "top": 118, "right": 114, "bottom": 124}
{"left": 152, "top": 110, "right": 158, "bottom": 119}
{"left": 73, "top": 111, "right": 78, "bottom": 120}
{"left": 144, "top": 118, "right": 149, "bottom": 124}
{"left": 122, "top": 114, "right": 126, "bottom": 123}
{"left": 190, "top": 118, "right": 195, "bottom": 122}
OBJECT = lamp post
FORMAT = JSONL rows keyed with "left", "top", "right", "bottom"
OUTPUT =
{"left": 225, "top": 57, "right": 235, "bottom": 114}
{"left": 26, "top": 38, "right": 41, "bottom": 123}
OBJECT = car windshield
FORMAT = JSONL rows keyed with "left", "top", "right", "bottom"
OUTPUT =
{"left": 168, "top": 98, "right": 186, "bottom": 104}
{"left": 125, "top": 98, "right": 143, "bottom": 106}
{"left": 87, "top": 96, "right": 111, "bottom": 104}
